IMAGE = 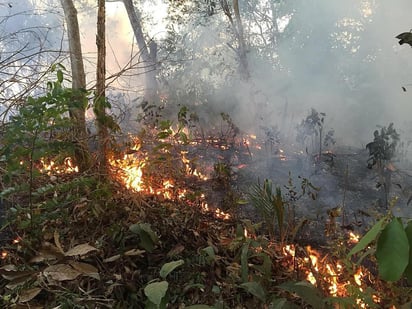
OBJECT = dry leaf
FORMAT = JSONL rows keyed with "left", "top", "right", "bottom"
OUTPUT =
{"left": 0, "top": 264, "right": 17, "bottom": 271}
{"left": 43, "top": 264, "right": 81, "bottom": 281}
{"left": 30, "top": 242, "right": 64, "bottom": 263}
{"left": 124, "top": 249, "right": 146, "bottom": 256}
{"left": 69, "top": 261, "right": 100, "bottom": 280}
{"left": 6, "top": 275, "right": 35, "bottom": 290}
{"left": 0, "top": 269, "right": 36, "bottom": 281}
{"left": 103, "top": 254, "right": 121, "bottom": 263}
{"left": 19, "top": 287, "right": 42, "bottom": 303}
{"left": 65, "top": 243, "right": 98, "bottom": 257}
{"left": 167, "top": 244, "right": 185, "bottom": 257}
{"left": 54, "top": 230, "right": 65, "bottom": 254}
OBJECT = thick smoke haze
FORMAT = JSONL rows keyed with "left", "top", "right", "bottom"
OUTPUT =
{"left": 164, "top": 0, "right": 412, "bottom": 155}
{"left": 241, "top": 0, "right": 412, "bottom": 148}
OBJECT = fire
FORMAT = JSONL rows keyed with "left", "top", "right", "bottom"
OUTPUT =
{"left": 1, "top": 251, "right": 7, "bottom": 259}
{"left": 109, "top": 153, "right": 146, "bottom": 192}
{"left": 354, "top": 267, "right": 363, "bottom": 286}
{"left": 283, "top": 244, "right": 296, "bottom": 257}
{"left": 348, "top": 231, "right": 360, "bottom": 244}
{"left": 39, "top": 157, "right": 79, "bottom": 175}
{"left": 180, "top": 151, "right": 208, "bottom": 180}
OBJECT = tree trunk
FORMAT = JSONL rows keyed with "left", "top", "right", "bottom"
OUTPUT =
{"left": 95, "top": 0, "right": 109, "bottom": 173}
{"left": 60, "top": 0, "right": 91, "bottom": 171}
{"left": 122, "top": 0, "right": 157, "bottom": 104}
{"left": 232, "top": 0, "right": 249, "bottom": 80}
{"left": 221, "top": 0, "right": 250, "bottom": 80}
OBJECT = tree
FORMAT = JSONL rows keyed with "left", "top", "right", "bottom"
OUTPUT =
{"left": 60, "top": 0, "right": 91, "bottom": 172}
{"left": 119, "top": 0, "right": 158, "bottom": 105}
{"left": 221, "top": 0, "right": 250, "bottom": 80}
{"left": 95, "top": 0, "right": 109, "bottom": 173}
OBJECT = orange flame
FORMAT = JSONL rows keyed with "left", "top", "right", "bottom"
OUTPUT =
{"left": 39, "top": 157, "right": 79, "bottom": 175}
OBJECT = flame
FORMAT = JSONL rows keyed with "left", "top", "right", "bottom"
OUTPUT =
{"left": 354, "top": 268, "right": 363, "bottom": 286}
{"left": 348, "top": 231, "right": 360, "bottom": 244}
{"left": 283, "top": 244, "right": 296, "bottom": 257}
{"left": 39, "top": 157, "right": 79, "bottom": 175}
{"left": 109, "top": 153, "right": 145, "bottom": 192}
{"left": 1, "top": 251, "right": 7, "bottom": 259}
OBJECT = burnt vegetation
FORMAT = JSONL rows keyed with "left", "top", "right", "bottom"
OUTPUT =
{"left": 0, "top": 69, "right": 411, "bottom": 308}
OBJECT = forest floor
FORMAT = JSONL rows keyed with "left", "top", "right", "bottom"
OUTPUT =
{"left": 0, "top": 137, "right": 411, "bottom": 308}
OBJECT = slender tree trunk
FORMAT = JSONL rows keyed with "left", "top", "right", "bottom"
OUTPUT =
{"left": 122, "top": 0, "right": 157, "bottom": 104}
{"left": 95, "top": 0, "right": 109, "bottom": 173}
{"left": 232, "top": 0, "right": 249, "bottom": 79}
{"left": 221, "top": 0, "right": 250, "bottom": 80}
{"left": 60, "top": 0, "right": 91, "bottom": 171}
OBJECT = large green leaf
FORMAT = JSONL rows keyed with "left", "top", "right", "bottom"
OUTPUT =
{"left": 144, "top": 281, "right": 168, "bottom": 306}
{"left": 269, "top": 298, "right": 300, "bottom": 309}
{"left": 376, "top": 218, "right": 409, "bottom": 281}
{"left": 347, "top": 217, "right": 386, "bottom": 259}
{"left": 279, "top": 281, "right": 325, "bottom": 309}
{"left": 159, "top": 260, "right": 184, "bottom": 279}
{"left": 404, "top": 221, "right": 412, "bottom": 283}
{"left": 129, "top": 223, "right": 159, "bottom": 252}
{"left": 239, "top": 282, "right": 266, "bottom": 302}
{"left": 240, "top": 242, "right": 249, "bottom": 282}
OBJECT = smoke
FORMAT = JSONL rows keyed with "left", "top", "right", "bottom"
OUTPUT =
{"left": 161, "top": 0, "right": 412, "bottom": 153}
{"left": 249, "top": 0, "right": 412, "bottom": 148}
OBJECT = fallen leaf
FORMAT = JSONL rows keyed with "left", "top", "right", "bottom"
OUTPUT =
{"left": 103, "top": 254, "right": 121, "bottom": 263}
{"left": 69, "top": 261, "right": 100, "bottom": 280}
{"left": 19, "top": 287, "right": 42, "bottom": 303}
{"left": 54, "top": 230, "right": 65, "bottom": 254}
{"left": 6, "top": 275, "right": 35, "bottom": 289}
{"left": 65, "top": 243, "right": 98, "bottom": 257}
{"left": 30, "top": 242, "right": 64, "bottom": 263}
{"left": 167, "top": 244, "right": 185, "bottom": 257}
{"left": 43, "top": 264, "right": 81, "bottom": 281}
{"left": 0, "top": 269, "right": 36, "bottom": 281}
{"left": 124, "top": 249, "right": 146, "bottom": 256}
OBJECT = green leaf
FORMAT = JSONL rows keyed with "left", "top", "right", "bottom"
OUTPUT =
{"left": 179, "top": 132, "right": 188, "bottom": 144}
{"left": 376, "top": 218, "right": 409, "bottom": 281}
{"left": 157, "top": 131, "right": 171, "bottom": 139}
{"left": 129, "top": 223, "right": 159, "bottom": 252}
{"left": 201, "top": 246, "right": 216, "bottom": 263}
{"left": 159, "top": 260, "right": 184, "bottom": 279}
{"left": 240, "top": 242, "right": 249, "bottom": 282}
{"left": 279, "top": 281, "right": 325, "bottom": 309}
{"left": 57, "top": 70, "right": 64, "bottom": 83}
{"left": 402, "top": 220, "right": 412, "bottom": 283}
{"left": 269, "top": 297, "right": 300, "bottom": 309}
{"left": 239, "top": 282, "right": 266, "bottom": 302}
{"left": 347, "top": 217, "right": 386, "bottom": 259}
{"left": 144, "top": 281, "right": 168, "bottom": 306}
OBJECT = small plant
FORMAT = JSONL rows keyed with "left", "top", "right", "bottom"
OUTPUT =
{"left": 259, "top": 125, "right": 281, "bottom": 154}
{"left": 366, "top": 123, "right": 399, "bottom": 169}
{"left": 296, "top": 108, "right": 335, "bottom": 159}
{"left": 144, "top": 260, "right": 185, "bottom": 308}
{"left": 1, "top": 68, "right": 78, "bottom": 230}
{"left": 366, "top": 123, "right": 400, "bottom": 208}
{"left": 249, "top": 179, "right": 285, "bottom": 241}
{"left": 248, "top": 175, "right": 319, "bottom": 244}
